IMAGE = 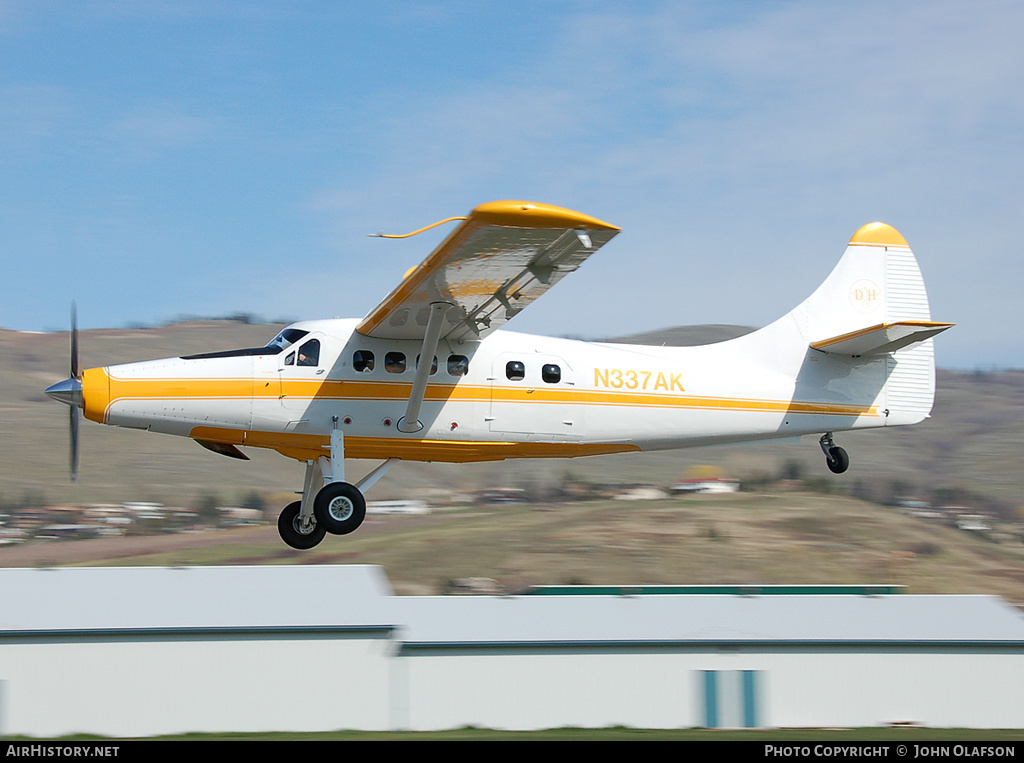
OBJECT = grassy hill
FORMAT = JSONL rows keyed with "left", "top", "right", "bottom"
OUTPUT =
{"left": 2, "top": 491, "right": 1024, "bottom": 606}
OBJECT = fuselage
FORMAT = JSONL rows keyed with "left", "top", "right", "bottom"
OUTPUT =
{"left": 78, "top": 317, "right": 893, "bottom": 465}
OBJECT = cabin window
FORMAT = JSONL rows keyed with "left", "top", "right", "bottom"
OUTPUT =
{"left": 385, "top": 352, "right": 406, "bottom": 374}
{"left": 542, "top": 364, "right": 561, "bottom": 384}
{"left": 417, "top": 354, "right": 438, "bottom": 375}
{"left": 297, "top": 339, "right": 320, "bottom": 367}
{"left": 284, "top": 352, "right": 295, "bottom": 366}
{"left": 506, "top": 361, "right": 525, "bottom": 381}
{"left": 353, "top": 350, "right": 374, "bottom": 373}
{"left": 448, "top": 355, "right": 469, "bottom": 376}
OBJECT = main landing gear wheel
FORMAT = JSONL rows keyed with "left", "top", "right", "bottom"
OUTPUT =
{"left": 313, "top": 482, "right": 366, "bottom": 535}
{"left": 825, "top": 446, "right": 850, "bottom": 474}
{"left": 278, "top": 501, "right": 326, "bottom": 549}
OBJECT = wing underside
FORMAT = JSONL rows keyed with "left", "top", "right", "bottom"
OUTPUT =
{"left": 356, "top": 201, "right": 620, "bottom": 342}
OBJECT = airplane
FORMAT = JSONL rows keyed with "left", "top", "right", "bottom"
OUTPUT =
{"left": 45, "top": 200, "right": 953, "bottom": 549}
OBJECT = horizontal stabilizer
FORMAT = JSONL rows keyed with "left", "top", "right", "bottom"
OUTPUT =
{"left": 811, "top": 321, "right": 954, "bottom": 357}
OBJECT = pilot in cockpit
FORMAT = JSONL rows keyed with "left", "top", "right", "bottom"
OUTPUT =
{"left": 297, "top": 339, "right": 320, "bottom": 367}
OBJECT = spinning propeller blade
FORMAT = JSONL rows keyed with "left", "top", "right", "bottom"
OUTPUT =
{"left": 44, "top": 304, "right": 83, "bottom": 480}
{"left": 70, "top": 302, "right": 79, "bottom": 380}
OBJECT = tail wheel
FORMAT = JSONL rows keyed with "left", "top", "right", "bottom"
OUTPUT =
{"left": 313, "top": 482, "right": 366, "bottom": 535}
{"left": 826, "top": 446, "right": 850, "bottom": 474}
{"left": 278, "top": 501, "right": 326, "bottom": 549}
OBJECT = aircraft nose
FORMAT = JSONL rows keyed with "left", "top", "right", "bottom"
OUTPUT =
{"left": 45, "top": 377, "right": 82, "bottom": 407}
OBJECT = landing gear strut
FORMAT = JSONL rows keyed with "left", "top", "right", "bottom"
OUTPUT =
{"left": 819, "top": 432, "right": 849, "bottom": 474}
{"left": 275, "top": 425, "right": 400, "bottom": 549}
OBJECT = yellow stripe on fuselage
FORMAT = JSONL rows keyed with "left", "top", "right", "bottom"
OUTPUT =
{"left": 187, "top": 428, "right": 641, "bottom": 463}
{"left": 94, "top": 372, "right": 878, "bottom": 422}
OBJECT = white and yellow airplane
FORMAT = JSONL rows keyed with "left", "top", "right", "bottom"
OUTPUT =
{"left": 45, "top": 201, "right": 952, "bottom": 549}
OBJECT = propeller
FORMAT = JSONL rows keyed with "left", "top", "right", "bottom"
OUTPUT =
{"left": 44, "top": 303, "right": 82, "bottom": 480}
{"left": 71, "top": 301, "right": 79, "bottom": 379}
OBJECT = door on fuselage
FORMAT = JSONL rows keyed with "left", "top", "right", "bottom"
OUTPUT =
{"left": 277, "top": 333, "right": 329, "bottom": 415}
{"left": 488, "top": 353, "right": 583, "bottom": 440}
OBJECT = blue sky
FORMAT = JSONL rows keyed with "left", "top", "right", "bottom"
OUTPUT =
{"left": 2, "top": 1, "right": 1022, "bottom": 368}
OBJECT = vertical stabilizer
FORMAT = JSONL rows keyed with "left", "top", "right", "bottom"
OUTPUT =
{"left": 785, "top": 222, "right": 948, "bottom": 426}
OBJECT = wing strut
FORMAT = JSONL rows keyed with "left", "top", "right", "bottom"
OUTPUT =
{"left": 397, "top": 301, "right": 451, "bottom": 433}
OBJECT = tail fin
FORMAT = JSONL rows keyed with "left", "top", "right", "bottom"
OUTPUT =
{"left": 787, "top": 223, "right": 952, "bottom": 425}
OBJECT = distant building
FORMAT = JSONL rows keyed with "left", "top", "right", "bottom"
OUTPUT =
{"left": 672, "top": 477, "right": 739, "bottom": 494}
{"left": 0, "top": 528, "right": 27, "bottom": 545}
{"left": 672, "top": 465, "right": 740, "bottom": 494}
{"left": 614, "top": 487, "right": 668, "bottom": 501}
{"left": 122, "top": 501, "right": 166, "bottom": 520}
{"left": 218, "top": 506, "right": 264, "bottom": 524}
{"left": 956, "top": 515, "right": 992, "bottom": 532}
{"left": 367, "top": 500, "right": 429, "bottom": 515}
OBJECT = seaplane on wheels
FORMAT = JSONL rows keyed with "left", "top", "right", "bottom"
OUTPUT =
{"left": 45, "top": 201, "right": 952, "bottom": 549}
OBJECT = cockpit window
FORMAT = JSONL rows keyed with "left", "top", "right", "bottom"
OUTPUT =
{"left": 297, "top": 339, "right": 320, "bottom": 367}
{"left": 265, "top": 328, "right": 309, "bottom": 351}
{"left": 181, "top": 328, "right": 310, "bottom": 361}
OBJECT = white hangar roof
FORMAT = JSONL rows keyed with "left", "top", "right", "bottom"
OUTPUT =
{"left": 393, "top": 593, "right": 1024, "bottom": 648}
{"left": 0, "top": 565, "right": 394, "bottom": 634}
{"left": 1, "top": 565, "right": 1023, "bottom": 647}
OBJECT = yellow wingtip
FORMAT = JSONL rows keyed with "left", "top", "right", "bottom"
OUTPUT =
{"left": 471, "top": 200, "right": 620, "bottom": 231}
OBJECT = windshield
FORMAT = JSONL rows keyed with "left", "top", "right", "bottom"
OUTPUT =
{"left": 181, "top": 328, "right": 310, "bottom": 361}
{"left": 264, "top": 328, "right": 309, "bottom": 351}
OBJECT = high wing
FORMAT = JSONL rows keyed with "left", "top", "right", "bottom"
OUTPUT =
{"left": 356, "top": 201, "right": 620, "bottom": 342}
